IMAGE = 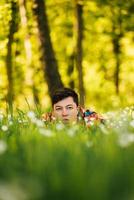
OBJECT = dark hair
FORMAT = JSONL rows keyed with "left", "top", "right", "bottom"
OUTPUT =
{"left": 52, "top": 88, "right": 79, "bottom": 106}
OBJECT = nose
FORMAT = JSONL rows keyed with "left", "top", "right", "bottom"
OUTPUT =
{"left": 62, "top": 108, "right": 68, "bottom": 116}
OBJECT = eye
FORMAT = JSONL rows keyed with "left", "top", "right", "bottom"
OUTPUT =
{"left": 67, "top": 106, "right": 73, "bottom": 110}
{"left": 55, "top": 107, "right": 62, "bottom": 111}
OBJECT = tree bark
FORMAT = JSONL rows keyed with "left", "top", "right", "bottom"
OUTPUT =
{"left": 67, "top": 53, "right": 75, "bottom": 89}
{"left": 19, "top": 0, "right": 40, "bottom": 106}
{"left": 75, "top": 0, "right": 85, "bottom": 106}
{"left": 6, "top": 0, "right": 18, "bottom": 114}
{"left": 111, "top": 5, "right": 123, "bottom": 94}
{"left": 33, "top": 0, "right": 63, "bottom": 100}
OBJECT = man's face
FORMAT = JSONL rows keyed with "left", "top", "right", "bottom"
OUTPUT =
{"left": 52, "top": 97, "right": 78, "bottom": 123}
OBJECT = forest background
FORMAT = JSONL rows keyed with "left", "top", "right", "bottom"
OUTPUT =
{"left": 0, "top": 0, "right": 134, "bottom": 114}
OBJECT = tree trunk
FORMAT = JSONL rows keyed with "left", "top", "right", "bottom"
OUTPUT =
{"left": 114, "top": 38, "right": 120, "bottom": 95}
{"left": 67, "top": 53, "right": 75, "bottom": 89}
{"left": 111, "top": 4, "right": 123, "bottom": 95}
{"left": 5, "top": 0, "right": 18, "bottom": 114}
{"left": 75, "top": 0, "right": 85, "bottom": 106}
{"left": 33, "top": 0, "right": 63, "bottom": 100}
{"left": 19, "top": 0, "right": 40, "bottom": 106}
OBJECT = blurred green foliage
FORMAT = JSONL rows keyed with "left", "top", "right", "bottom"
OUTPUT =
{"left": 0, "top": 107, "right": 134, "bottom": 199}
{"left": 0, "top": 0, "right": 134, "bottom": 112}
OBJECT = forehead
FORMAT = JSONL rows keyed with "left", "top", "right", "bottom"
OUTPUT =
{"left": 53, "top": 97, "right": 76, "bottom": 107}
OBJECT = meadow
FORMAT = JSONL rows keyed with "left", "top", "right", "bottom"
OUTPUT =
{"left": 0, "top": 106, "right": 134, "bottom": 199}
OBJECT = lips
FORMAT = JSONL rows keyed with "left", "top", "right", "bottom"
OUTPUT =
{"left": 63, "top": 118, "right": 69, "bottom": 121}
{"left": 62, "top": 118, "right": 69, "bottom": 123}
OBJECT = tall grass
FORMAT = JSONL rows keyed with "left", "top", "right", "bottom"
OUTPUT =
{"left": 0, "top": 106, "right": 134, "bottom": 200}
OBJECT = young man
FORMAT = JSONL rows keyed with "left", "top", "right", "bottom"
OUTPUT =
{"left": 42, "top": 87, "right": 104, "bottom": 126}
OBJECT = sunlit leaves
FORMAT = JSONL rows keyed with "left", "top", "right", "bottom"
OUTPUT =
{"left": 0, "top": 0, "right": 134, "bottom": 111}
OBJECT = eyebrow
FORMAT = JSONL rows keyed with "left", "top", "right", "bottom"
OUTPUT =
{"left": 66, "top": 104, "right": 73, "bottom": 107}
{"left": 55, "top": 106, "right": 62, "bottom": 108}
{"left": 55, "top": 104, "right": 74, "bottom": 108}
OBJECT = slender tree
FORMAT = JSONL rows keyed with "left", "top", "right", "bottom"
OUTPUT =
{"left": 75, "top": 0, "right": 85, "bottom": 106}
{"left": 67, "top": 53, "right": 75, "bottom": 89}
{"left": 96, "top": 0, "right": 134, "bottom": 94}
{"left": 19, "top": 0, "right": 40, "bottom": 106}
{"left": 6, "top": 0, "right": 19, "bottom": 113}
{"left": 110, "top": 2, "right": 123, "bottom": 94}
{"left": 33, "top": 0, "right": 63, "bottom": 100}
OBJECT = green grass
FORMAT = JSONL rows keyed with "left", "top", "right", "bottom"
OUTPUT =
{"left": 0, "top": 106, "right": 134, "bottom": 200}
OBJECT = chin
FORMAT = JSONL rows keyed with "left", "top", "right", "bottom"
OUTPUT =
{"left": 62, "top": 119, "right": 69, "bottom": 123}
{"left": 62, "top": 119, "right": 77, "bottom": 124}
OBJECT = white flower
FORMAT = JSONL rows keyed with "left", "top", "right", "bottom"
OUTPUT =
{"left": 1, "top": 125, "right": 8, "bottom": 131}
{"left": 0, "top": 182, "right": 28, "bottom": 200}
{"left": 106, "top": 119, "right": 110, "bottom": 124}
{"left": 27, "top": 111, "right": 36, "bottom": 119}
{"left": 56, "top": 123, "right": 64, "bottom": 130}
{"left": 109, "top": 122, "right": 114, "bottom": 127}
{"left": 118, "top": 133, "right": 134, "bottom": 148}
{"left": 18, "top": 119, "right": 23, "bottom": 123}
{"left": 0, "top": 140, "right": 7, "bottom": 154}
{"left": 78, "top": 116, "right": 82, "bottom": 121}
{"left": 8, "top": 114, "right": 12, "bottom": 120}
{"left": 67, "top": 129, "right": 75, "bottom": 137}
{"left": 67, "top": 125, "right": 78, "bottom": 137}
{"left": 132, "top": 110, "right": 134, "bottom": 119}
{"left": 122, "top": 117, "right": 127, "bottom": 122}
{"left": 86, "top": 141, "right": 93, "bottom": 148}
{"left": 116, "top": 126, "right": 119, "bottom": 129}
{"left": 9, "top": 121, "right": 13, "bottom": 125}
{"left": 0, "top": 114, "right": 4, "bottom": 121}
{"left": 118, "top": 121, "right": 123, "bottom": 125}
{"left": 39, "top": 128, "right": 53, "bottom": 137}
{"left": 89, "top": 121, "right": 94, "bottom": 126}
{"left": 99, "top": 124, "right": 109, "bottom": 134}
{"left": 84, "top": 118, "right": 88, "bottom": 122}
{"left": 130, "top": 120, "right": 134, "bottom": 128}
{"left": 35, "top": 119, "right": 44, "bottom": 127}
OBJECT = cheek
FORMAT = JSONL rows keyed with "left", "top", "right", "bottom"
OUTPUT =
{"left": 53, "top": 110, "right": 62, "bottom": 117}
{"left": 70, "top": 109, "right": 78, "bottom": 116}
